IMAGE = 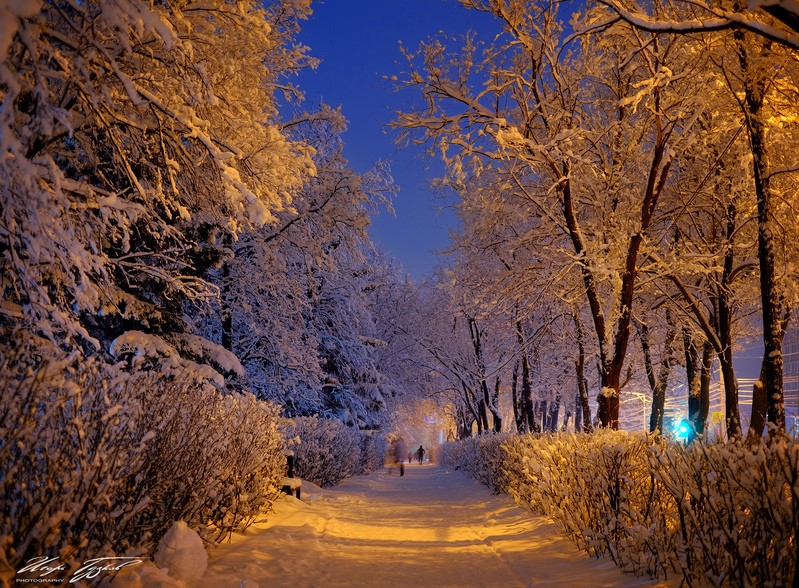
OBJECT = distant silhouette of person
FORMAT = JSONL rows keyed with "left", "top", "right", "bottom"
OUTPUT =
{"left": 416, "top": 445, "right": 425, "bottom": 465}
{"left": 391, "top": 437, "right": 407, "bottom": 476}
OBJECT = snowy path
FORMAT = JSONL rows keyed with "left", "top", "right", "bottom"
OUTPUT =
{"left": 199, "top": 465, "right": 674, "bottom": 588}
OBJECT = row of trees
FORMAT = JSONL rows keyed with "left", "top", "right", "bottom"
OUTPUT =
{"left": 0, "top": 0, "right": 436, "bottom": 434}
{"left": 390, "top": 0, "right": 799, "bottom": 440}
{"left": 3, "top": 0, "right": 797, "bottom": 449}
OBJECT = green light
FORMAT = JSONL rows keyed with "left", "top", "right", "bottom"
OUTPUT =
{"left": 675, "top": 419, "right": 693, "bottom": 440}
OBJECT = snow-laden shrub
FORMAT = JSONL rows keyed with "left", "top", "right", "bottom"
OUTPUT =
{"left": 502, "top": 431, "right": 675, "bottom": 578}
{"left": 447, "top": 430, "right": 798, "bottom": 586}
{"left": 134, "top": 380, "right": 285, "bottom": 544}
{"left": 651, "top": 438, "right": 799, "bottom": 587}
{"left": 282, "top": 416, "right": 383, "bottom": 487}
{"left": 0, "top": 337, "right": 285, "bottom": 577}
{"left": 440, "top": 433, "right": 511, "bottom": 493}
{"left": 360, "top": 433, "right": 389, "bottom": 475}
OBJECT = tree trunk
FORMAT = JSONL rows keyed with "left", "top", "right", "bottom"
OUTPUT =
{"left": 684, "top": 328, "right": 702, "bottom": 431}
{"left": 532, "top": 400, "right": 538, "bottom": 430}
{"left": 523, "top": 356, "right": 535, "bottom": 432}
{"left": 459, "top": 407, "right": 474, "bottom": 439}
{"left": 548, "top": 393, "right": 561, "bottom": 432}
{"left": 748, "top": 362, "right": 768, "bottom": 443}
{"left": 540, "top": 400, "right": 547, "bottom": 430}
{"left": 480, "top": 384, "right": 492, "bottom": 431}
{"left": 492, "top": 376, "right": 502, "bottom": 433}
{"left": 515, "top": 319, "right": 535, "bottom": 433}
{"left": 461, "top": 380, "right": 481, "bottom": 435}
{"left": 639, "top": 312, "right": 677, "bottom": 433}
{"left": 687, "top": 335, "right": 713, "bottom": 436}
{"left": 477, "top": 399, "right": 488, "bottom": 434}
{"left": 573, "top": 312, "right": 592, "bottom": 432}
{"left": 511, "top": 360, "right": 524, "bottom": 433}
{"left": 748, "top": 311, "right": 791, "bottom": 442}
{"left": 736, "top": 30, "right": 786, "bottom": 432}
{"left": 719, "top": 199, "right": 743, "bottom": 438}
{"left": 654, "top": 316, "right": 678, "bottom": 433}
{"left": 638, "top": 321, "right": 658, "bottom": 431}
{"left": 718, "top": 344, "right": 741, "bottom": 439}
{"left": 698, "top": 342, "right": 712, "bottom": 435}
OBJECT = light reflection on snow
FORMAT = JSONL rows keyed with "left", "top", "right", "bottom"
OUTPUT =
{"left": 194, "top": 466, "right": 674, "bottom": 588}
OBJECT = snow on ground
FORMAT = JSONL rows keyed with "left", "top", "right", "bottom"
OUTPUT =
{"left": 194, "top": 464, "right": 676, "bottom": 588}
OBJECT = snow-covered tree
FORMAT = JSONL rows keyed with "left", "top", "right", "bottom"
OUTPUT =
{"left": 596, "top": 0, "right": 799, "bottom": 48}
{"left": 596, "top": 0, "right": 799, "bottom": 436}
{"left": 1, "top": 0, "right": 314, "bottom": 361}
{"left": 199, "top": 104, "right": 397, "bottom": 424}
{"left": 394, "top": 0, "right": 714, "bottom": 429}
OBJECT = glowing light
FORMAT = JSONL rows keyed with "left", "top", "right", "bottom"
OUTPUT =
{"left": 674, "top": 419, "right": 695, "bottom": 442}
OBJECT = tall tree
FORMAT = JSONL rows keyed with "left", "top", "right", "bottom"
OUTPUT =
{"left": 573, "top": 310, "right": 593, "bottom": 432}
{"left": 1, "top": 0, "right": 314, "bottom": 354}
{"left": 206, "top": 105, "right": 396, "bottom": 423}
{"left": 598, "top": 0, "right": 799, "bottom": 436}
{"left": 394, "top": 0, "right": 711, "bottom": 428}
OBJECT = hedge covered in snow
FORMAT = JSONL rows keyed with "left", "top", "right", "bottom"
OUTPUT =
{"left": 440, "top": 433, "right": 511, "bottom": 493}
{"left": 1, "top": 339, "right": 286, "bottom": 577}
{"left": 442, "top": 430, "right": 799, "bottom": 586}
{"left": 283, "top": 416, "right": 387, "bottom": 487}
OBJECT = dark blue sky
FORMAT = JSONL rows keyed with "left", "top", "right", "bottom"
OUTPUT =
{"left": 295, "top": 0, "right": 497, "bottom": 279}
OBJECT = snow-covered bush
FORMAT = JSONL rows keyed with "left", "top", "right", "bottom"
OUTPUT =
{"left": 0, "top": 337, "right": 285, "bottom": 577}
{"left": 136, "top": 381, "right": 285, "bottom": 545}
{"left": 651, "top": 438, "right": 799, "bottom": 586}
{"left": 440, "top": 433, "right": 511, "bottom": 493}
{"left": 446, "top": 431, "right": 799, "bottom": 585}
{"left": 282, "top": 416, "right": 384, "bottom": 487}
{"left": 502, "top": 431, "right": 675, "bottom": 577}
{"left": 360, "top": 433, "right": 389, "bottom": 475}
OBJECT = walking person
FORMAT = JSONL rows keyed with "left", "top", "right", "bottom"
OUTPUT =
{"left": 416, "top": 445, "right": 425, "bottom": 465}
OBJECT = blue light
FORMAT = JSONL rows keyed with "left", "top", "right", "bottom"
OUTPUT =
{"left": 675, "top": 419, "right": 694, "bottom": 441}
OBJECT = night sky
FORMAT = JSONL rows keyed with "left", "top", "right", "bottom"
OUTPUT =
{"left": 295, "top": 0, "right": 499, "bottom": 279}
